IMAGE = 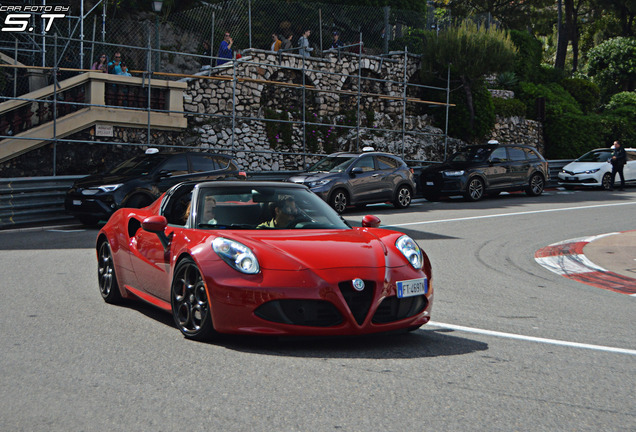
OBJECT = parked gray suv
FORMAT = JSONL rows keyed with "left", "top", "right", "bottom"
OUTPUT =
{"left": 287, "top": 150, "right": 416, "bottom": 213}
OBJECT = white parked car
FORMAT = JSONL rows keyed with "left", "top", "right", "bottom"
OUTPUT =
{"left": 558, "top": 147, "right": 636, "bottom": 190}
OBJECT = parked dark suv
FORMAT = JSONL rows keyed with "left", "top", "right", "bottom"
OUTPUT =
{"left": 65, "top": 149, "right": 246, "bottom": 225}
{"left": 286, "top": 149, "right": 416, "bottom": 213}
{"left": 420, "top": 142, "right": 549, "bottom": 201}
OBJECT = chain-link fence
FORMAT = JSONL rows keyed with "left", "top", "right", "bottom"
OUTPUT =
{"left": 0, "top": 0, "right": 455, "bottom": 177}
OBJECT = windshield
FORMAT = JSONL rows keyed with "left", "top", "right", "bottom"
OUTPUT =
{"left": 576, "top": 150, "right": 612, "bottom": 163}
{"left": 109, "top": 155, "right": 168, "bottom": 176}
{"left": 194, "top": 185, "right": 350, "bottom": 230}
{"left": 308, "top": 156, "right": 357, "bottom": 173}
{"left": 448, "top": 147, "right": 492, "bottom": 163}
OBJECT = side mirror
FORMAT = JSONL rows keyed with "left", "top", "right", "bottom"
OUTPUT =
{"left": 350, "top": 167, "right": 364, "bottom": 177}
{"left": 362, "top": 215, "right": 381, "bottom": 228}
{"left": 142, "top": 216, "right": 170, "bottom": 250}
{"left": 142, "top": 215, "right": 167, "bottom": 233}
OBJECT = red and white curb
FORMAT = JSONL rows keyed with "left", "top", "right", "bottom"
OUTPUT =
{"left": 535, "top": 233, "right": 636, "bottom": 296}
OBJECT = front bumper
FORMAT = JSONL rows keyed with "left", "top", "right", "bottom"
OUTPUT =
{"left": 203, "top": 262, "right": 433, "bottom": 336}
{"left": 64, "top": 192, "right": 117, "bottom": 220}
{"left": 557, "top": 173, "right": 601, "bottom": 186}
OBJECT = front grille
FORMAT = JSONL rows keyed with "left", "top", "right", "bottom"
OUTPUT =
{"left": 372, "top": 295, "right": 428, "bottom": 324}
{"left": 254, "top": 300, "right": 343, "bottom": 327}
{"left": 338, "top": 280, "right": 375, "bottom": 325}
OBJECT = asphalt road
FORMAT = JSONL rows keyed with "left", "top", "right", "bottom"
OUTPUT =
{"left": 1, "top": 188, "right": 634, "bottom": 431}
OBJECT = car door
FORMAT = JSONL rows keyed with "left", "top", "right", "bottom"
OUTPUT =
{"left": 154, "top": 154, "right": 190, "bottom": 192}
{"left": 484, "top": 146, "right": 510, "bottom": 189}
{"left": 375, "top": 155, "right": 402, "bottom": 200}
{"left": 625, "top": 150, "right": 636, "bottom": 181}
{"left": 508, "top": 146, "right": 531, "bottom": 186}
{"left": 129, "top": 225, "right": 173, "bottom": 300}
{"left": 346, "top": 155, "right": 382, "bottom": 203}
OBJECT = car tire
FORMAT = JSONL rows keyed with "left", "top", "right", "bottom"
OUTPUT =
{"left": 526, "top": 173, "right": 545, "bottom": 196}
{"left": 601, "top": 172, "right": 612, "bottom": 190}
{"left": 97, "top": 240, "right": 123, "bottom": 304}
{"left": 393, "top": 185, "right": 412, "bottom": 209}
{"left": 125, "top": 193, "right": 154, "bottom": 209}
{"left": 464, "top": 177, "right": 485, "bottom": 201}
{"left": 171, "top": 257, "right": 217, "bottom": 341}
{"left": 329, "top": 189, "right": 348, "bottom": 214}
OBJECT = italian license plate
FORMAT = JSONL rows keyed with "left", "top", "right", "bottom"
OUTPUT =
{"left": 73, "top": 200, "right": 82, "bottom": 206}
{"left": 567, "top": 176, "right": 576, "bottom": 181}
{"left": 397, "top": 278, "right": 427, "bottom": 298}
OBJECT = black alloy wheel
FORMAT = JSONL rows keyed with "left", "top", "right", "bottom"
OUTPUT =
{"left": 171, "top": 258, "right": 216, "bottom": 341}
{"left": 602, "top": 173, "right": 612, "bottom": 190}
{"left": 393, "top": 185, "right": 412, "bottom": 209}
{"left": 97, "top": 241, "right": 123, "bottom": 304}
{"left": 526, "top": 173, "right": 545, "bottom": 196}
{"left": 464, "top": 177, "right": 485, "bottom": 201}
{"left": 330, "top": 189, "right": 348, "bottom": 214}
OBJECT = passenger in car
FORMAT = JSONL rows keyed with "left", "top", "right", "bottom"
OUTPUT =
{"left": 200, "top": 195, "right": 217, "bottom": 225}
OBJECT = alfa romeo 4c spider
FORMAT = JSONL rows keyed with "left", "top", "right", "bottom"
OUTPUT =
{"left": 97, "top": 181, "right": 433, "bottom": 341}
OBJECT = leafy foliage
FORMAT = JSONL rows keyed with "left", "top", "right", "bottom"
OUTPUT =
{"left": 587, "top": 37, "right": 636, "bottom": 99}
{"left": 543, "top": 113, "right": 606, "bottom": 159}
{"left": 517, "top": 81, "right": 582, "bottom": 119}
{"left": 604, "top": 91, "right": 636, "bottom": 111}
{"left": 508, "top": 30, "right": 543, "bottom": 83}
{"left": 492, "top": 98, "right": 526, "bottom": 117}
{"left": 561, "top": 78, "right": 601, "bottom": 113}
{"left": 441, "top": 81, "right": 495, "bottom": 142}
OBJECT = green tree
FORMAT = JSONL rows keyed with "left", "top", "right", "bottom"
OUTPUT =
{"left": 587, "top": 36, "right": 636, "bottom": 98}
{"left": 419, "top": 21, "right": 517, "bottom": 134}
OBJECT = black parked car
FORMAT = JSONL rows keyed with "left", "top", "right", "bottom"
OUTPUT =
{"left": 65, "top": 149, "right": 246, "bottom": 225}
{"left": 420, "top": 142, "right": 549, "bottom": 201}
{"left": 286, "top": 149, "right": 416, "bottom": 213}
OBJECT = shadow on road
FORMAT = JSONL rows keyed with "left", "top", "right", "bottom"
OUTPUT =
{"left": 115, "top": 299, "right": 488, "bottom": 359}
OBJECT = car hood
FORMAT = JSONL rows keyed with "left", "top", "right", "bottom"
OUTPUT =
{"left": 562, "top": 161, "right": 607, "bottom": 172}
{"left": 226, "top": 229, "right": 395, "bottom": 271}
{"left": 74, "top": 173, "right": 139, "bottom": 188}
{"left": 287, "top": 172, "right": 340, "bottom": 184}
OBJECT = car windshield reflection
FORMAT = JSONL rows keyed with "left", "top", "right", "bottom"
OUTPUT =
{"left": 448, "top": 147, "right": 491, "bottom": 163}
{"left": 109, "top": 155, "right": 167, "bottom": 176}
{"left": 308, "top": 156, "right": 357, "bottom": 173}
{"left": 576, "top": 150, "right": 612, "bottom": 163}
{"left": 194, "top": 185, "right": 351, "bottom": 230}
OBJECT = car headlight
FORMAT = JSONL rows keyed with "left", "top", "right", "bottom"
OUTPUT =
{"left": 443, "top": 170, "right": 465, "bottom": 177}
{"left": 97, "top": 184, "right": 123, "bottom": 193}
{"left": 396, "top": 235, "right": 423, "bottom": 269}
{"left": 581, "top": 168, "right": 600, "bottom": 174}
{"left": 308, "top": 179, "right": 331, "bottom": 188}
{"left": 212, "top": 237, "right": 260, "bottom": 274}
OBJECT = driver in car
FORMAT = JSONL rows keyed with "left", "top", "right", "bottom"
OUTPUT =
{"left": 258, "top": 196, "right": 298, "bottom": 228}
{"left": 201, "top": 195, "right": 217, "bottom": 225}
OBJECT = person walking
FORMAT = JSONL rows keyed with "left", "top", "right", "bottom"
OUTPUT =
{"left": 281, "top": 33, "right": 293, "bottom": 51}
{"left": 271, "top": 33, "right": 282, "bottom": 52}
{"left": 610, "top": 140, "right": 627, "bottom": 190}
{"left": 298, "top": 29, "right": 313, "bottom": 58}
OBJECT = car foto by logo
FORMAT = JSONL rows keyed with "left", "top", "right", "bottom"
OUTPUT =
{"left": 0, "top": 5, "right": 70, "bottom": 33}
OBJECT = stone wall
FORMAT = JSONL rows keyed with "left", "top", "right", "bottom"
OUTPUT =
{"left": 0, "top": 49, "right": 546, "bottom": 177}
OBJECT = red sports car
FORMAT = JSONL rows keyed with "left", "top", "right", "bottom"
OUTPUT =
{"left": 97, "top": 181, "right": 433, "bottom": 341}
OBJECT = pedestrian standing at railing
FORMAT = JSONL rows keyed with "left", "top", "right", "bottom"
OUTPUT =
{"left": 92, "top": 54, "right": 108, "bottom": 73}
{"left": 298, "top": 29, "right": 313, "bottom": 57}
{"left": 330, "top": 31, "right": 343, "bottom": 50}
{"left": 609, "top": 140, "right": 627, "bottom": 191}
{"left": 108, "top": 52, "right": 124, "bottom": 75}
{"left": 281, "top": 33, "right": 293, "bottom": 51}
{"left": 217, "top": 32, "right": 234, "bottom": 66}
{"left": 271, "top": 33, "right": 282, "bottom": 52}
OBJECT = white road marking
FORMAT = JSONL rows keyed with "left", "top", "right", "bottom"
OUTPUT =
{"left": 427, "top": 321, "right": 636, "bottom": 356}
{"left": 386, "top": 201, "right": 636, "bottom": 227}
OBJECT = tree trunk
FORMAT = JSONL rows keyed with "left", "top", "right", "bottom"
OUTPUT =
{"left": 566, "top": 0, "right": 578, "bottom": 72}
{"left": 555, "top": 0, "right": 568, "bottom": 70}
